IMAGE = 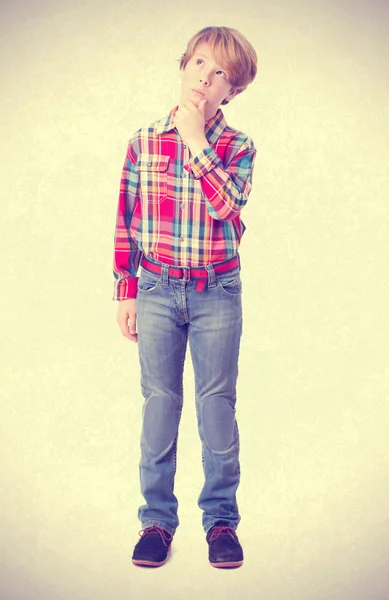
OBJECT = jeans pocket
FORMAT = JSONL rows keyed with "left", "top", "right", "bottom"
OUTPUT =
{"left": 217, "top": 272, "right": 242, "bottom": 296}
{"left": 137, "top": 268, "right": 161, "bottom": 293}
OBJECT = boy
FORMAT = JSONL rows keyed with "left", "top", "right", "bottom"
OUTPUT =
{"left": 113, "top": 26, "right": 257, "bottom": 568}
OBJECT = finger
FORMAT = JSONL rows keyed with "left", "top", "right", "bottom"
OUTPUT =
{"left": 180, "top": 100, "right": 197, "bottom": 112}
{"left": 198, "top": 98, "right": 207, "bottom": 113}
{"left": 118, "top": 318, "right": 130, "bottom": 338}
{"left": 117, "top": 314, "right": 134, "bottom": 341}
{"left": 128, "top": 313, "right": 137, "bottom": 337}
{"left": 121, "top": 326, "right": 138, "bottom": 343}
{"left": 128, "top": 313, "right": 138, "bottom": 343}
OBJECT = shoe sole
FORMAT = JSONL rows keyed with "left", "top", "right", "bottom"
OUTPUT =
{"left": 132, "top": 558, "right": 168, "bottom": 567}
{"left": 210, "top": 560, "right": 243, "bottom": 569}
{"left": 132, "top": 545, "right": 171, "bottom": 568}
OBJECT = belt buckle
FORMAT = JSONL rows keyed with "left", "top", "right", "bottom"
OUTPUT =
{"left": 181, "top": 266, "right": 190, "bottom": 282}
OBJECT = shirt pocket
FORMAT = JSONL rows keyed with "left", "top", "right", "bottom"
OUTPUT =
{"left": 136, "top": 154, "right": 170, "bottom": 204}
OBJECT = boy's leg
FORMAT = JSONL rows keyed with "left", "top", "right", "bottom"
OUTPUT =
{"left": 136, "top": 266, "right": 188, "bottom": 536}
{"left": 187, "top": 265, "right": 243, "bottom": 533}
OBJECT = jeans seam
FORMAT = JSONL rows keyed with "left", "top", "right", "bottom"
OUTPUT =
{"left": 168, "top": 326, "right": 188, "bottom": 491}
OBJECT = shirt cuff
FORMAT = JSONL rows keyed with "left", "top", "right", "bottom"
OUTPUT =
{"left": 113, "top": 277, "right": 139, "bottom": 300}
{"left": 184, "top": 146, "right": 223, "bottom": 179}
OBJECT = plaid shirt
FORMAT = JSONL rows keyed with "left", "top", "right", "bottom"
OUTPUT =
{"left": 113, "top": 106, "right": 256, "bottom": 299}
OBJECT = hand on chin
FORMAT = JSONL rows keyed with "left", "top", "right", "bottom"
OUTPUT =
{"left": 190, "top": 92, "right": 203, "bottom": 107}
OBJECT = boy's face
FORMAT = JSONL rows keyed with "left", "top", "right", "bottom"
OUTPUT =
{"left": 180, "top": 42, "right": 239, "bottom": 120}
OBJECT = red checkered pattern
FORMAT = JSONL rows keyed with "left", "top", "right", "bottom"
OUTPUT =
{"left": 113, "top": 106, "right": 256, "bottom": 299}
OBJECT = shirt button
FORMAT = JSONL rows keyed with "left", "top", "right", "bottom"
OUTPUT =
{"left": 181, "top": 171, "right": 186, "bottom": 178}
{"left": 183, "top": 144, "right": 186, "bottom": 149}
{"left": 180, "top": 203, "right": 184, "bottom": 209}
{"left": 180, "top": 236, "right": 184, "bottom": 242}
{"left": 147, "top": 161, "right": 152, "bottom": 167}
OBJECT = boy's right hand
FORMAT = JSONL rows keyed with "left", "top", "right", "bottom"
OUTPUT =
{"left": 116, "top": 298, "right": 138, "bottom": 343}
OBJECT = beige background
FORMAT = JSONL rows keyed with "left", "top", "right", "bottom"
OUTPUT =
{"left": 1, "top": 0, "right": 388, "bottom": 598}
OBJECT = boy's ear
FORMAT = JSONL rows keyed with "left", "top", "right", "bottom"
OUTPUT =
{"left": 225, "top": 88, "right": 241, "bottom": 102}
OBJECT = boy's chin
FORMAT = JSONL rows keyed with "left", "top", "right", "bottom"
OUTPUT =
{"left": 188, "top": 93, "right": 203, "bottom": 107}
{"left": 182, "top": 89, "right": 206, "bottom": 106}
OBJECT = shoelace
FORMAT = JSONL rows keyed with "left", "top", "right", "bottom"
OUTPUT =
{"left": 209, "top": 525, "right": 238, "bottom": 543}
{"left": 139, "top": 525, "right": 173, "bottom": 546}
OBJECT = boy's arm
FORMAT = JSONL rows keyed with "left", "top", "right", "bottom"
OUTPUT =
{"left": 113, "top": 139, "right": 142, "bottom": 300}
{"left": 184, "top": 137, "right": 256, "bottom": 221}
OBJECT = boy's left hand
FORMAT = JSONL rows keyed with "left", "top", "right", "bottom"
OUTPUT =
{"left": 174, "top": 98, "right": 208, "bottom": 149}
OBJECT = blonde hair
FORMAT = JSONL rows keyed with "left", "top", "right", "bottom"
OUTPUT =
{"left": 179, "top": 26, "right": 257, "bottom": 105}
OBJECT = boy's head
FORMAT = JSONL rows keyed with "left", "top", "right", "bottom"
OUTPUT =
{"left": 179, "top": 26, "right": 257, "bottom": 112}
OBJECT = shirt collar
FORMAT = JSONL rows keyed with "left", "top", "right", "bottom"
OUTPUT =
{"left": 155, "top": 106, "right": 227, "bottom": 145}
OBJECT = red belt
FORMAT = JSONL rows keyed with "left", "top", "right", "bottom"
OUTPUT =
{"left": 141, "top": 255, "right": 240, "bottom": 292}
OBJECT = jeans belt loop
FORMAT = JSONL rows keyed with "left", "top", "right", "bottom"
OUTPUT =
{"left": 205, "top": 264, "right": 216, "bottom": 288}
{"left": 161, "top": 264, "right": 169, "bottom": 287}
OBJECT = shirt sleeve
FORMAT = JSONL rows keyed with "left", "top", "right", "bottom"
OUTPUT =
{"left": 112, "top": 138, "right": 142, "bottom": 300}
{"left": 184, "top": 135, "right": 256, "bottom": 221}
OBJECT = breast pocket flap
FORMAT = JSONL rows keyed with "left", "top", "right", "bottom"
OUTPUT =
{"left": 136, "top": 154, "right": 170, "bottom": 172}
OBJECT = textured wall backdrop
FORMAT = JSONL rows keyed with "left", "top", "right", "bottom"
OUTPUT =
{"left": 1, "top": 0, "right": 388, "bottom": 599}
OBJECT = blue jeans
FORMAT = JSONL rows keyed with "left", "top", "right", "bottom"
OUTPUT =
{"left": 135, "top": 255, "right": 243, "bottom": 536}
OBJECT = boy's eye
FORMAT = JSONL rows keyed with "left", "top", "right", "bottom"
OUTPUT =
{"left": 194, "top": 58, "right": 227, "bottom": 79}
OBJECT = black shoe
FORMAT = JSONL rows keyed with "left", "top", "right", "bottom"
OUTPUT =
{"left": 132, "top": 525, "right": 173, "bottom": 567}
{"left": 206, "top": 523, "right": 244, "bottom": 568}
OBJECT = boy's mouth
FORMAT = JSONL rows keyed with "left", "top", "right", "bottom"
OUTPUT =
{"left": 192, "top": 88, "right": 205, "bottom": 97}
